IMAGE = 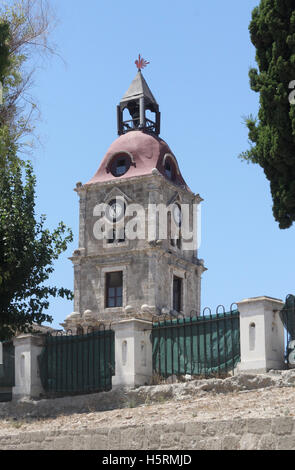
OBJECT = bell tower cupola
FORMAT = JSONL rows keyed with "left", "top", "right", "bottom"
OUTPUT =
{"left": 117, "top": 55, "right": 160, "bottom": 136}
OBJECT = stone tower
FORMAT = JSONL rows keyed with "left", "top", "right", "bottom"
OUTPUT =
{"left": 63, "top": 66, "right": 206, "bottom": 332}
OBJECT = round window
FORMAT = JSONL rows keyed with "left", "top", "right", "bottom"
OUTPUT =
{"left": 110, "top": 153, "right": 131, "bottom": 177}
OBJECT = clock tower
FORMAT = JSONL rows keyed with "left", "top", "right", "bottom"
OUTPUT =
{"left": 64, "top": 60, "right": 206, "bottom": 331}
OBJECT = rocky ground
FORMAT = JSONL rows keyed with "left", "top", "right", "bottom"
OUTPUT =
{"left": 1, "top": 370, "right": 295, "bottom": 437}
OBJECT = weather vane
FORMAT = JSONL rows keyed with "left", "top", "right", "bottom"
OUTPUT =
{"left": 135, "top": 54, "right": 150, "bottom": 71}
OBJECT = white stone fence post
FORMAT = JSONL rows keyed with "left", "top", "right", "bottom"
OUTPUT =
{"left": 12, "top": 334, "right": 46, "bottom": 400}
{"left": 112, "top": 318, "right": 153, "bottom": 388}
{"left": 236, "top": 296, "right": 285, "bottom": 373}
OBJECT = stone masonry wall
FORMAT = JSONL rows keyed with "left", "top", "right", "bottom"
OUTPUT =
{"left": 2, "top": 372, "right": 295, "bottom": 450}
{"left": 0, "top": 417, "right": 295, "bottom": 450}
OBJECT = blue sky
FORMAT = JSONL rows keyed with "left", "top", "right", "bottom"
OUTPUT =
{"left": 28, "top": 0, "right": 295, "bottom": 329}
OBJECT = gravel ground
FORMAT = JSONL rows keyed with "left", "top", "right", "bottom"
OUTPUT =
{"left": 1, "top": 384, "right": 295, "bottom": 436}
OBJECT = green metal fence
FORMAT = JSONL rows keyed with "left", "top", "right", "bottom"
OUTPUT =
{"left": 39, "top": 326, "right": 115, "bottom": 397}
{"left": 279, "top": 294, "right": 295, "bottom": 366}
{"left": 152, "top": 306, "right": 240, "bottom": 379}
{"left": 0, "top": 341, "right": 15, "bottom": 402}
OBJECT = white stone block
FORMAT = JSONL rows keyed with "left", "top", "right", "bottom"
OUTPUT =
{"left": 12, "top": 335, "right": 45, "bottom": 399}
{"left": 237, "top": 296, "right": 285, "bottom": 373}
{"left": 112, "top": 318, "right": 153, "bottom": 387}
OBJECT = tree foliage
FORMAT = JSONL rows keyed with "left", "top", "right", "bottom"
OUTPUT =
{"left": 0, "top": 1, "right": 72, "bottom": 340}
{"left": 0, "top": 0, "right": 57, "bottom": 161}
{"left": 241, "top": 0, "right": 295, "bottom": 229}
{"left": 0, "top": 21, "right": 10, "bottom": 83}
{"left": 0, "top": 163, "right": 73, "bottom": 340}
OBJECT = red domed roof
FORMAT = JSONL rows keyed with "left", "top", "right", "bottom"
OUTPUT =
{"left": 85, "top": 130, "right": 191, "bottom": 191}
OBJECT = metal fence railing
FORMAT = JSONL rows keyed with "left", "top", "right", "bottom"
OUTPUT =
{"left": 38, "top": 325, "right": 115, "bottom": 397}
{"left": 280, "top": 295, "right": 295, "bottom": 367}
{"left": 152, "top": 305, "right": 240, "bottom": 381}
{"left": 0, "top": 341, "right": 15, "bottom": 402}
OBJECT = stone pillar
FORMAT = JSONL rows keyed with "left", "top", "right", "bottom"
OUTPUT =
{"left": 237, "top": 296, "right": 285, "bottom": 373}
{"left": 12, "top": 334, "right": 46, "bottom": 399}
{"left": 112, "top": 318, "right": 153, "bottom": 388}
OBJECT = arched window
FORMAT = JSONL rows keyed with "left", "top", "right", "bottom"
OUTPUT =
{"left": 164, "top": 157, "right": 176, "bottom": 181}
{"left": 170, "top": 203, "right": 182, "bottom": 249}
{"left": 106, "top": 199, "right": 126, "bottom": 245}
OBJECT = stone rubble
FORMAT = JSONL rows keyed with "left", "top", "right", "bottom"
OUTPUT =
{"left": 0, "top": 370, "right": 295, "bottom": 436}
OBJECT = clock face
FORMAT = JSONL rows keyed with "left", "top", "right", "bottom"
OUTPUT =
{"left": 173, "top": 204, "right": 182, "bottom": 226}
{"left": 106, "top": 199, "right": 125, "bottom": 222}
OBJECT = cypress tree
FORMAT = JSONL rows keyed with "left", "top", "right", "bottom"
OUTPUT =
{"left": 241, "top": 0, "right": 295, "bottom": 229}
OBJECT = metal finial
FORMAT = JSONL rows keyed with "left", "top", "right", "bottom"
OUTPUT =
{"left": 135, "top": 54, "right": 149, "bottom": 71}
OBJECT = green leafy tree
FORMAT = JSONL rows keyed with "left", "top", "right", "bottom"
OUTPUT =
{"left": 0, "top": 1, "right": 72, "bottom": 340}
{"left": 241, "top": 0, "right": 295, "bottom": 229}
{"left": 0, "top": 22, "right": 10, "bottom": 82}
{"left": 0, "top": 20, "right": 15, "bottom": 171}
{"left": 0, "top": 163, "right": 73, "bottom": 341}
